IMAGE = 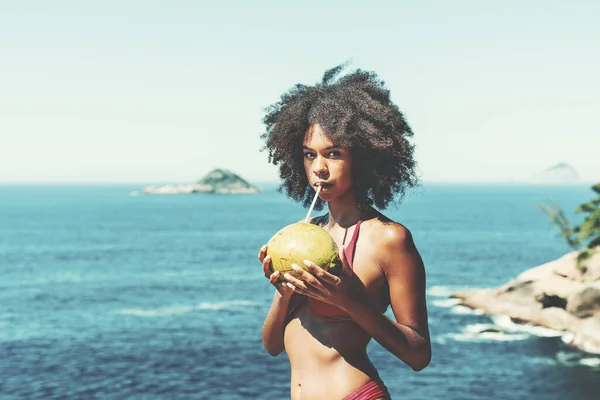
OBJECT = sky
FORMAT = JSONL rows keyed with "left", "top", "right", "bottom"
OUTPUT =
{"left": 0, "top": 0, "right": 599, "bottom": 183}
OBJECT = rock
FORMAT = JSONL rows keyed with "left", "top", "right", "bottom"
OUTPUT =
{"left": 140, "top": 169, "right": 263, "bottom": 195}
{"left": 451, "top": 249, "right": 600, "bottom": 354}
{"left": 567, "top": 287, "right": 600, "bottom": 318}
{"left": 551, "top": 250, "right": 600, "bottom": 282}
{"left": 535, "top": 293, "right": 567, "bottom": 309}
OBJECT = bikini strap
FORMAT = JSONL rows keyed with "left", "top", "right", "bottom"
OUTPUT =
{"left": 343, "top": 220, "right": 361, "bottom": 269}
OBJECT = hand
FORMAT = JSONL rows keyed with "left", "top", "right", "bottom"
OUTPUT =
{"left": 282, "top": 246, "right": 355, "bottom": 308}
{"left": 258, "top": 245, "right": 295, "bottom": 299}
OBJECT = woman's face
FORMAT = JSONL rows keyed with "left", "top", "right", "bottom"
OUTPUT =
{"left": 302, "top": 124, "right": 354, "bottom": 201}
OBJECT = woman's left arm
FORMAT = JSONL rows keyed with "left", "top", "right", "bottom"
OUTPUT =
{"left": 339, "top": 224, "right": 431, "bottom": 371}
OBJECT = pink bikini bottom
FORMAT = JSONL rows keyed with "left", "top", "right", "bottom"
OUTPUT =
{"left": 343, "top": 379, "right": 391, "bottom": 400}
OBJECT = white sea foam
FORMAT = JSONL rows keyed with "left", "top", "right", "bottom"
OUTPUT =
{"left": 445, "top": 331, "right": 530, "bottom": 343}
{"left": 464, "top": 323, "right": 497, "bottom": 333}
{"left": 427, "top": 286, "right": 454, "bottom": 297}
{"left": 556, "top": 352, "right": 600, "bottom": 368}
{"left": 473, "top": 331, "right": 530, "bottom": 341}
{"left": 556, "top": 351, "right": 580, "bottom": 364}
{"left": 526, "top": 357, "right": 559, "bottom": 366}
{"left": 441, "top": 322, "right": 531, "bottom": 343}
{"left": 117, "top": 305, "right": 194, "bottom": 317}
{"left": 431, "top": 298, "right": 462, "bottom": 308}
{"left": 115, "top": 300, "right": 256, "bottom": 317}
{"left": 196, "top": 300, "right": 255, "bottom": 310}
{"left": 580, "top": 358, "right": 600, "bottom": 367}
{"left": 561, "top": 332, "right": 575, "bottom": 344}
{"left": 491, "top": 315, "right": 564, "bottom": 337}
{"left": 450, "top": 305, "right": 484, "bottom": 315}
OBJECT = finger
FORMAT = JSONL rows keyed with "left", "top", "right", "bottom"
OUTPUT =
{"left": 285, "top": 282, "right": 317, "bottom": 299}
{"left": 292, "top": 264, "right": 323, "bottom": 288}
{"left": 303, "top": 260, "right": 341, "bottom": 285}
{"left": 269, "top": 271, "right": 281, "bottom": 284}
{"left": 263, "top": 255, "right": 272, "bottom": 278}
{"left": 258, "top": 245, "right": 267, "bottom": 262}
{"left": 285, "top": 281, "right": 305, "bottom": 295}
{"left": 283, "top": 270, "right": 310, "bottom": 291}
{"left": 288, "top": 264, "right": 326, "bottom": 290}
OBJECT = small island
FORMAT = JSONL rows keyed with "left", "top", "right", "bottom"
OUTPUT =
{"left": 529, "top": 162, "right": 581, "bottom": 184}
{"left": 140, "top": 168, "right": 263, "bottom": 195}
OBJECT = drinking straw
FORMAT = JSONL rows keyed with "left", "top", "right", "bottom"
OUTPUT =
{"left": 304, "top": 186, "right": 322, "bottom": 223}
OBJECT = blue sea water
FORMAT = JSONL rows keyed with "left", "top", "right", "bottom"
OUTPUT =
{"left": 1, "top": 183, "right": 599, "bottom": 400}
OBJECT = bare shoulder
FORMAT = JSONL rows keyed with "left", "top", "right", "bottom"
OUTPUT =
{"left": 364, "top": 215, "right": 414, "bottom": 249}
{"left": 363, "top": 216, "right": 422, "bottom": 274}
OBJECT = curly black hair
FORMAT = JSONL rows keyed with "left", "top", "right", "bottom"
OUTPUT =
{"left": 261, "top": 63, "right": 419, "bottom": 211}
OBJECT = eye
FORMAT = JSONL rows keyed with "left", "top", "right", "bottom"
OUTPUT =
{"left": 303, "top": 152, "right": 315, "bottom": 160}
{"left": 327, "top": 151, "right": 341, "bottom": 158}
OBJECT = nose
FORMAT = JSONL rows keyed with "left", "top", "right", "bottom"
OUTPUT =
{"left": 312, "top": 155, "right": 328, "bottom": 177}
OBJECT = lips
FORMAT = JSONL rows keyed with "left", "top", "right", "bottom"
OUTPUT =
{"left": 315, "top": 182, "right": 332, "bottom": 188}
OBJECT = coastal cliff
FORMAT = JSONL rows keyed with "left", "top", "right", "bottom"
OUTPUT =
{"left": 140, "top": 169, "right": 262, "bottom": 195}
{"left": 451, "top": 250, "right": 600, "bottom": 354}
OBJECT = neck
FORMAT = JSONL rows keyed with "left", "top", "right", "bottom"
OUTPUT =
{"left": 325, "top": 189, "right": 363, "bottom": 228}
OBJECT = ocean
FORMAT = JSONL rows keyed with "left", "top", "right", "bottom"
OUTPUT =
{"left": 1, "top": 183, "right": 599, "bottom": 400}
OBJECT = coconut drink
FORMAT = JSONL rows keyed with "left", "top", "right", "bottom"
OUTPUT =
{"left": 266, "top": 222, "right": 342, "bottom": 278}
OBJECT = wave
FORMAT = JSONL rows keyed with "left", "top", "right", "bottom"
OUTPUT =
{"left": 490, "top": 315, "right": 564, "bottom": 337}
{"left": 115, "top": 300, "right": 256, "bottom": 317}
{"left": 117, "top": 305, "right": 193, "bottom": 317}
{"left": 196, "top": 300, "right": 255, "bottom": 310}
{"left": 437, "top": 323, "right": 531, "bottom": 344}
{"left": 427, "top": 286, "right": 454, "bottom": 297}
{"left": 450, "top": 305, "right": 484, "bottom": 315}
{"left": 431, "top": 298, "right": 462, "bottom": 308}
{"left": 437, "top": 317, "right": 567, "bottom": 344}
{"left": 450, "top": 331, "right": 531, "bottom": 342}
{"left": 556, "top": 351, "right": 600, "bottom": 368}
{"left": 580, "top": 358, "right": 600, "bottom": 367}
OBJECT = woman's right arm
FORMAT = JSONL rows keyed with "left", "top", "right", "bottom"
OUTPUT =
{"left": 259, "top": 245, "right": 296, "bottom": 356}
{"left": 262, "top": 289, "right": 294, "bottom": 356}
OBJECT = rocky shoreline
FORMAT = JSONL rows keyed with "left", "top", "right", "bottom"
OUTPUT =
{"left": 451, "top": 250, "right": 600, "bottom": 354}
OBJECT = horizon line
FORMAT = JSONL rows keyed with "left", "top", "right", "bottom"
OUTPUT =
{"left": 0, "top": 179, "right": 596, "bottom": 186}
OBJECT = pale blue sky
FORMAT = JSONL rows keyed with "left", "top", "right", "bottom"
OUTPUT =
{"left": 1, "top": 1, "right": 599, "bottom": 183}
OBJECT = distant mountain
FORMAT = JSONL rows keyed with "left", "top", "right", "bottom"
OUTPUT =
{"left": 139, "top": 168, "right": 262, "bottom": 195}
{"left": 529, "top": 163, "right": 581, "bottom": 184}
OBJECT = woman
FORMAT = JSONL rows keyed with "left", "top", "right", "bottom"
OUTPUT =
{"left": 258, "top": 64, "right": 431, "bottom": 400}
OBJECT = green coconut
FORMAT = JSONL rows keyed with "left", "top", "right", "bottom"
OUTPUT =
{"left": 266, "top": 222, "right": 342, "bottom": 279}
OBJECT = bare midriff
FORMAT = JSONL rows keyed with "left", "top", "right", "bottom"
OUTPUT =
{"left": 284, "top": 302, "right": 381, "bottom": 400}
